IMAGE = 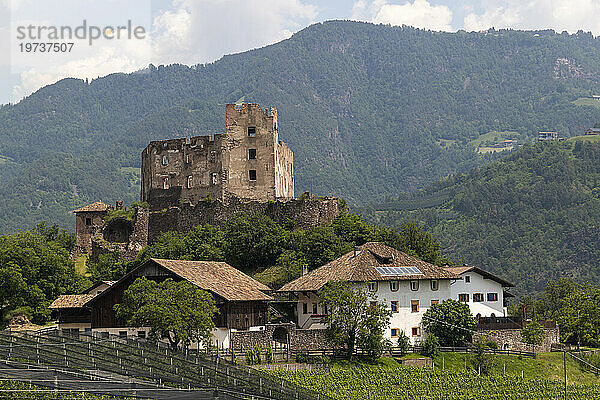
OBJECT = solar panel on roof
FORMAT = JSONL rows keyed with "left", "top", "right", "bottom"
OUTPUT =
{"left": 375, "top": 266, "right": 423, "bottom": 276}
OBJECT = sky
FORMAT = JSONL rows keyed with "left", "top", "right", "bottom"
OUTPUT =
{"left": 2, "top": 0, "right": 600, "bottom": 105}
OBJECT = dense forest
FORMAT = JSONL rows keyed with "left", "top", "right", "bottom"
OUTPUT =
{"left": 364, "top": 137, "right": 600, "bottom": 295}
{"left": 3, "top": 21, "right": 600, "bottom": 231}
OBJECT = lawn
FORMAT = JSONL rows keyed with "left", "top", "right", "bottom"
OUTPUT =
{"left": 567, "top": 135, "right": 600, "bottom": 143}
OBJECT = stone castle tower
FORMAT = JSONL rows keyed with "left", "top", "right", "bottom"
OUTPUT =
{"left": 141, "top": 103, "right": 294, "bottom": 206}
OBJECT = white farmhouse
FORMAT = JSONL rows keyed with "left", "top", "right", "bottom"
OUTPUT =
{"left": 443, "top": 266, "right": 514, "bottom": 318}
{"left": 279, "top": 242, "right": 461, "bottom": 345}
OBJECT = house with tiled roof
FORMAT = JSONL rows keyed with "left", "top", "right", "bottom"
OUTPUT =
{"left": 442, "top": 266, "right": 514, "bottom": 318}
{"left": 279, "top": 242, "right": 461, "bottom": 344}
{"left": 51, "top": 258, "right": 273, "bottom": 348}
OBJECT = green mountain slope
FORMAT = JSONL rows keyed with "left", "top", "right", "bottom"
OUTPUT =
{"left": 3, "top": 21, "right": 600, "bottom": 231}
{"left": 364, "top": 138, "right": 600, "bottom": 294}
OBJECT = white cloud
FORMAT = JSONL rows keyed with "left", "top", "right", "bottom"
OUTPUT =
{"left": 464, "top": 0, "right": 600, "bottom": 35}
{"left": 351, "top": 0, "right": 454, "bottom": 32}
{"left": 150, "top": 0, "right": 319, "bottom": 65}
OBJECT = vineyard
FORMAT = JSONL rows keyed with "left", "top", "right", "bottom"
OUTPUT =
{"left": 269, "top": 361, "right": 600, "bottom": 400}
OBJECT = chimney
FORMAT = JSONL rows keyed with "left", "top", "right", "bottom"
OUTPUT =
{"left": 301, "top": 264, "right": 308, "bottom": 276}
{"left": 354, "top": 246, "right": 361, "bottom": 257}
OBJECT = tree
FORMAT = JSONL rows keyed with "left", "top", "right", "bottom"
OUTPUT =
{"left": 471, "top": 336, "right": 497, "bottom": 375}
{"left": 0, "top": 229, "right": 84, "bottom": 326}
{"left": 114, "top": 277, "right": 218, "bottom": 349}
{"left": 521, "top": 321, "right": 545, "bottom": 354}
{"left": 318, "top": 281, "right": 391, "bottom": 359}
{"left": 420, "top": 334, "right": 440, "bottom": 358}
{"left": 396, "top": 330, "right": 410, "bottom": 356}
{"left": 224, "top": 214, "right": 286, "bottom": 272}
{"left": 422, "top": 300, "right": 477, "bottom": 346}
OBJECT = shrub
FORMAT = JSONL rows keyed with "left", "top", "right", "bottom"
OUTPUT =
{"left": 295, "top": 353, "right": 308, "bottom": 363}
{"left": 397, "top": 330, "right": 411, "bottom": 356}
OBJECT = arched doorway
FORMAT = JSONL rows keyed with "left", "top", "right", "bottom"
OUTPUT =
{"left": 272, "top": 326, "right": 290, "bottom": 360}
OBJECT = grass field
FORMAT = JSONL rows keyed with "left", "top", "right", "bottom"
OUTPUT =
{"left": 572, "top": 97, "right": 600, "bottom": 109}
{"left": 567, "top": 135, "right": 600, "bottom": 143}
{"left": 269, "top": 354, "right": 600, "bottom": 400}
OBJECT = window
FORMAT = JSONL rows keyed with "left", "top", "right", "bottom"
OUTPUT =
{"left": 186, "top": 154, "right": 192, "bottom": 164}
{"left": 412, "top": 327, "right": 421, "bottom": 337}
{"left": 391, "top": 301, "right": 399, "bottom": 313}
{"left": 458, "top": 293, "right": 469, "bottom": 303}
{"left": 163, "top": 177, "right": 169, "bottom": 190}
{"left": 137, "top": 331, "right": 146, "bottom": 339}
{"left": 302, "top": 303, "right": 308, "bottom": 314}
{"left": 312, "top": 303, "right": 317, "bottom": 314}
{"left": 187, "top": 175, "right": 193, "bottom": 189}
{"left": 368, "top": 282, "right": 378, "bottom": 292}
{"left": 162, "top": 155, "right": 168, "bottom": 165}
{"left": 249, "top": 170, "right": 257, "bottom": 181}
{"left": 411, "top": 300, "right": 419, "bottom": 313}
{"left": 248, "top": 149, "right": 257, "bottom": 160}
{"left": 410, "top": 280, "right": 419, "bottom": 291}
{"left": 430, "top": 300, "right": 439, "bottom": 306}
{"left": 119, "top": 331, "right": 127, "bottom": 339}
{"left": 370, "top": 301, "right": 378, "bottom": 307}
{"left": 487, "top": 292, "right": 499, "bottom": 302}
{"left": 391, "top": 328, "right": 399, "bottom": 338}
{"left": 85, "top": 217, "right": 92, "bottom": 226}
{"left": 464, "top": 275, "right": 471, "bottom": 283}
{"left": 248, "top": 126, "right": 256, "bottom": 137}
{"left": 212, "top": 172, "right": 218, "bottom": 185}
{"left": 473, "top": 293, "right": 484, "bottom": 302}
{"left": 390, "top": 281, "right": 399, "bottom": 292}
{"left": 430, "top": 280, "right": 439, "bottom": 291}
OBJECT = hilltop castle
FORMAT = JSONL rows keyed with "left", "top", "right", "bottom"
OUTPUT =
{"left": 74, "top": 103, "right": 341, "bottom": 260}
{"left": 141, "top": 104, "right": 294, "bottom": 205}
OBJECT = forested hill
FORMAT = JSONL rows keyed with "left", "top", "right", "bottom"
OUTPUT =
{"left": 363, "top": 137, "right": 600, "bottom": 295}
{"left": 4, "top": 21, "right": 600, "bottom": 232}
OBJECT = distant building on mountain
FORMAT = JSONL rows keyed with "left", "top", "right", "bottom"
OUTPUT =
{"left": 586, "top": 127, "right": 600, "bottom": 135}
{"left": 538, "top": 131, "right": 559, "bottom": 141}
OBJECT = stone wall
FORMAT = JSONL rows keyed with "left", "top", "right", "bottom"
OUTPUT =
{"left": 91, "top": 207, "right": 149, "bottom": 261}
{"left": 148, "top": 195, "right": 342, "bottom": 243}
{"left": 229, "top": 324, "right": 328, "bottom": 352}
{"left": 474, "top": 326, "right": 560, "bottom": 353}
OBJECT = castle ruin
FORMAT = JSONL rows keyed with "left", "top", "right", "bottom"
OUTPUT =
{"left": 74, "top": 103, "right": 341, "bottom": 261}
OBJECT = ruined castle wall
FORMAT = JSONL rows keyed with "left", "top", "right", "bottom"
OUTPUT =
{"left": 275, "top": 140, "right": 294, "bottom": 200}
{"left": 148, "top": 196, "right": 342, "bottom": 243}
{"left": 223, "top": 103, "right": 279, "bottom": 200}
{"left": 74, "top": 211, "right": 108, "bottom": 256}
{"left": 474, "top": 326, "right": 560, "bottom": 353}
{"left": 141, "top": 135, "right": 226, "bottom": 204}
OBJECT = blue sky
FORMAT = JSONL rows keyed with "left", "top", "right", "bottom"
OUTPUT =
{"left": 2, "top": 0, "right": 600, "bottom": 105}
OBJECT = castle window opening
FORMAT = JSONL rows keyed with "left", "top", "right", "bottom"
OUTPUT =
{"left": 162, "top": 155, "right": 168, "bottom": 165}
{"left": 248, "top": 149, "right": 257, "bottom": 160}
{"left": 249, "top": 170, "right": 257, "bottom": 181}
{"left": 85, "top": 217, "right": 92, "bottom": 226}
{"left": 163, "top": 177, "right": 169, "bottom": 190}
{"left": 187, "top": 175, "right": 193, "bottom": 189}
{"left": 211, "top": 173, "right": 218, "bottom": 185}
{"left": 186, "top": 154, "right": 191, "bottom": 164}
{"left": 248, "top": 126, "right": 256, "bottom": 137}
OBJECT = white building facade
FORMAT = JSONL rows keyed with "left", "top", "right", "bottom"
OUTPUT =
{"left": 444, "top": 266, "right": 513, "bottom": 318}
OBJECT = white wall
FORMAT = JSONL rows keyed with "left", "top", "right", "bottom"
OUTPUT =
{"left": 449, "top": 272, "right": 505, "bottom": 317}
{"left": 373, "top": 279, "right": 452, "bottom": 345}
{"left": 90, "top": 327, "right": 232, "bottom": 349}
{"left": 294, "top": 279, "right": 453, "bottom": 345}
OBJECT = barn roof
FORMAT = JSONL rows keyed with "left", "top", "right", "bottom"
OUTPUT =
{"left": 442, "top": 266, "right": 514, "bottom": 287}
{"left": 72, "top": 201, "right": 110, "bottom": 213}
{"left": 49, "top": 294, "right": 96, "bottom": 309}
{"left": 279, "top": 242, "right": 459, "bottom": 292}
{"left": 148, "top": 259, "right": 273, "bottom": 302}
